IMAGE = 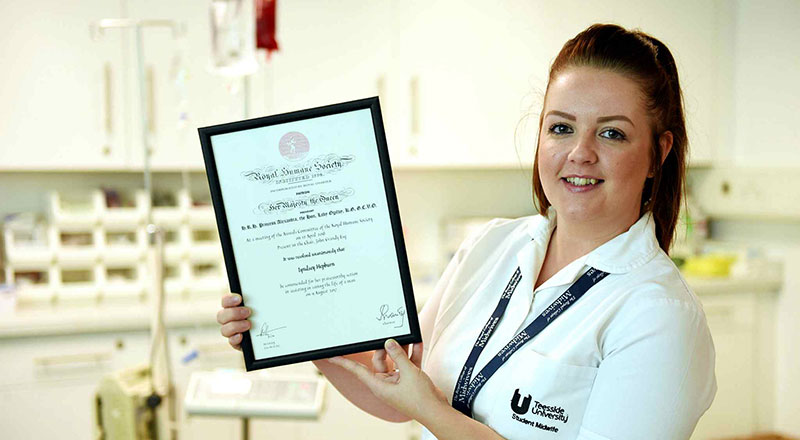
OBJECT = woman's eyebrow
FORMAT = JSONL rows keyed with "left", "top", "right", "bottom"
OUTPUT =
{"left": 545, "top": 110, "right": 576, "bottom": 120}
{"left": 596, "top": 115, "right": 635, "bottom": 126}
{"left": 545, "top": 111, "right": 635, "bottom": 127}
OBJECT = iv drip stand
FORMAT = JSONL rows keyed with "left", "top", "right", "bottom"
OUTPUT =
{"left": 91, "top": 18, "right": 185, "bottom": 440}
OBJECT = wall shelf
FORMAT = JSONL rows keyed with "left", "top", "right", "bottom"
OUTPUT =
{"left": 3, "top": 189, "right": 227, "bottom": 308}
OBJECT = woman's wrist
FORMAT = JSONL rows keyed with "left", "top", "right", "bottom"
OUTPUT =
{"left": 417, "top": 401, "right": 466, "bottom": 437}
{"left": 419, "top": 402, "right": 505, "bottom": 440}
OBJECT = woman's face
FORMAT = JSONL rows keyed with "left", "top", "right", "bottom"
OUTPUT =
{"left": 537, "top": 66, "right": 656, "bottom": 231}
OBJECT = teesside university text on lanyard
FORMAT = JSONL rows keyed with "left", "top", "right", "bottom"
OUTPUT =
{"left": 451, "top": 266, "right": 609, "bottom": 418}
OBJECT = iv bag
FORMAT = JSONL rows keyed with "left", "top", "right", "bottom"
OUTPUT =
{"left": 209, "top": 0, "right": 258, "bottom": 76}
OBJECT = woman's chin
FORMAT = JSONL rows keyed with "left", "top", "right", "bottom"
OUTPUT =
{"left": 553, "top": 202, "right": 602, "bottom": 221}
{"left": 558, "top": 208, "right": 601, "bottom": 224}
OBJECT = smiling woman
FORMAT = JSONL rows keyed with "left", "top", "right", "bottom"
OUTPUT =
{"left": 217, "top": 23, "right": 715, "bottom": 440}
{"left": 533, "top": 25, "right": 687, "bottom": 256}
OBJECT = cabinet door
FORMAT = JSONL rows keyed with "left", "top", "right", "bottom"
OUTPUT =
{"left": 691, "top": 292, "right": 758, "bottom": 439}
{"left": 0, "top": 331, "right": 151, "bottom": 440}
{"left": 391, "top": 0, "right": 546, "bottom": 169}
{"left": 729, "top": 0, "right": 800, "bottom": 167}
{"left": 0, "top": 0, "right": 128, "bottom": 170}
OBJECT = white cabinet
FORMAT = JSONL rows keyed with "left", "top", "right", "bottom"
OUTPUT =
{"left": 389, "top": 0, "right": 543, "bottom": 169}
{"left": 0, "top": 0, "right": 730, "bottom": 171}
{"left": 0, "top": 331, "right": 152, "bottom": 439}
{"left": 729, "top": 0, "right": 800, "bottom": 167}
{"left": 0, "top": 324, "right": 418, "bottom": 440}
{"left": 0, "top": 0, "right": 129, "bottom": 170}
{"left": 259, "top": 0, "right": 547, "bottom": 169}
{"left": 691, "top": 288, "right": 777, "bottom": 439}
{"left": 0, "top": 0, "right": 259, "bottom": 172}
{"left": 0, "top": 326, "right": 244, "bottom": 440}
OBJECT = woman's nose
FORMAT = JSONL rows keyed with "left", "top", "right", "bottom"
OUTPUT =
{"left": 566, "top": 132, "right": 598, "bottom": 164}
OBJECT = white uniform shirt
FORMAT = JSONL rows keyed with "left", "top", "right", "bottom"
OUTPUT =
{"left": 419, "top": 209, "right": 716, "bottom": 440}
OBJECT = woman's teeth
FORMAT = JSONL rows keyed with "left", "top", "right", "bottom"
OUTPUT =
{"left": 564, "top": 177, "right": 600, "bottom": 186}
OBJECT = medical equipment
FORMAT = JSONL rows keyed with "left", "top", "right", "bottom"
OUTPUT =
{"left": 184, "top": 370, "right": 326, "bottom": 439}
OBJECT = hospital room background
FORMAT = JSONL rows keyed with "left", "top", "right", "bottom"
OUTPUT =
{"left": 1, "top": 0, "right": 799, "bottom": 439}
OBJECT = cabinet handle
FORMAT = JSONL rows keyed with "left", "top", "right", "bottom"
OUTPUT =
{"left": 146, "top": 66, "right": 156, "bottom": 135}
{"left": 103, "top": 63, "right": 113, "bottom": 135}
{"left": 34, "top": 351, "right": 112, "bottom": 368}
{"left": 102, "top": 63, "right": 113, "bottom": 156}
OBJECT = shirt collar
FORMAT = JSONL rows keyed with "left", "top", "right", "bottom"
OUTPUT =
{"left": 525, "top": 207, "right": 660, "bottom": 276}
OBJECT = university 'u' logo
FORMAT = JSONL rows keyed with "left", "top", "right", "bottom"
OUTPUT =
{"left": 510, "top": 388, "right": 532, "bottom": 414}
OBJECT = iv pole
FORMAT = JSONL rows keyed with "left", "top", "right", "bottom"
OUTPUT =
{"left": 91, "top": 18, "right": 185, "bottom": 440}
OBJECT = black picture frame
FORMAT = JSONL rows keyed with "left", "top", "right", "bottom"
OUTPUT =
{"left": 198, "top": 97, "right": 421, "bottom": 371}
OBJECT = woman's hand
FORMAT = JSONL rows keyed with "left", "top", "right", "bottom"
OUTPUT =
{"left": 328, "top": 339, "right": 448, "bottom": 423}
{"left": 216, "top": 293, "right": 251, "bottom": 350}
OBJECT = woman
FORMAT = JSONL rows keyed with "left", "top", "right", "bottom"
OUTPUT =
{"left": 217, "top": 24, "right": 716, "bottom": 440}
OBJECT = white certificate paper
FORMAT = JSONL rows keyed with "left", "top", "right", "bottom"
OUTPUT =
{"left": 200, "top": 98, "right": 419, "bottom": 370}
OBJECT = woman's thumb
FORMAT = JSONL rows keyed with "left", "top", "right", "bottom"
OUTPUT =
{"left": 384, "top": 339, "right": 413, "bottom": 371}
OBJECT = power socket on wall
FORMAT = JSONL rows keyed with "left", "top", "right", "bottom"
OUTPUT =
{"left": 691, "top": 167, "right": 800, "bottom": 220}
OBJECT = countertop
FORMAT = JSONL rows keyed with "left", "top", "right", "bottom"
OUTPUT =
{"left": 0, "top": 299, "right": 220, "bottom": 339}
{"left": 0, "top": 273, "right": 783, "bottom": 339}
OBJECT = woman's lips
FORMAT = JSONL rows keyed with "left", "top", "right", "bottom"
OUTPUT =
{"left": 561, "top": 177, "right": 604, "bottom": 193}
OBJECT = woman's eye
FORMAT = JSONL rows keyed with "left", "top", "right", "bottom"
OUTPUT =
{"left": 600, "top": 128, "right": 626, "bottom": 141}
{"left": 548, "top": 123, "right": 573, "bottom": 135}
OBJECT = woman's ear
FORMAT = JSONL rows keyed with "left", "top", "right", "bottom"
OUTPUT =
{"left": 658, "top": 131, "right": 673, "bottom": 166}
{"left": 648, "top": 131, "right": 674, "bottom": 178}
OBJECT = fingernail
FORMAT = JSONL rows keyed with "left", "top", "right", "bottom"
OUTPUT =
{"left": 385, "top": 339, "right": 399, "bottom": 350}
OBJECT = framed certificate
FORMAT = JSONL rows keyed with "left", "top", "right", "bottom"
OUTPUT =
{"left": 199, "top": 97, "right": 421, "bottom": 371}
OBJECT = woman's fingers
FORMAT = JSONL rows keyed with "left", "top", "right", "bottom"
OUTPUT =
{"left": 371, "top": 343, "right": 421, "bottom": 373}
{"left": 409, "top": 342, "right": 423, "bottom": 367}
{"left": 219, "top": 294, "right": 250, "bottom": 350}
{"left": 372, "top": 349, "right": 389, "bottom": 373}
{"left": 216, "top": 305, "right": 251, "bottom": 325}
{"left": 228, "top": 334, "right": 243, "bottom": 351}
{"left": 328, "top": 356, "right": 382, "bottom": 389}
{"left": 220, "top": 319, "right": 251, "bottom": 338}
{"left": 385, "top": 340, "right": 415, "bottom": 372}
{"left": 221, "top": 293, "right": 242, "bottom": 308}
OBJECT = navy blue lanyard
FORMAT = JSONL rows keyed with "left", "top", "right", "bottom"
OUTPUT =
{"left": 451, "top": 266, "right": 609, "bottom": 418}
